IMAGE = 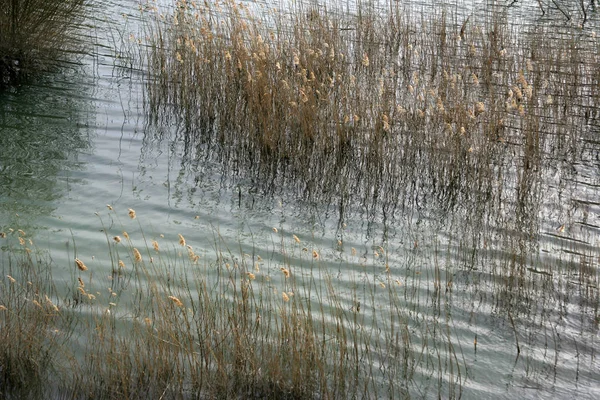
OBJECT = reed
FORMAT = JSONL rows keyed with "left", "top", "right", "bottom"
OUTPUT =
{"left": 1, "top": 198, "right": 598, "bottom": 398}
{"left": 1, "top": 207, "right": 444, "bottom": 398}
{"left": 0, "top": 0, "right": 87, "bottom": 88}
{"left": 141, "top": 0, "right": 600, "bottom": 229}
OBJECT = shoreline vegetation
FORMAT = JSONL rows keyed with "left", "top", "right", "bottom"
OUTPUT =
{"left": 1, "top": 0, "right": 600, "bottom": 398}
{"left": 0, "top": 0, "right": 86, "bottom": 89}
{"left": 142, "top": 0, "right": 600, "bottom": 224}
{"left": 1, "top": 208, "right": 428, "bottom": 399}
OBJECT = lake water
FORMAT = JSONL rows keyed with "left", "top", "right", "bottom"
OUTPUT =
{"left": 1, "top": 0, "right": 600, "bottom": 398}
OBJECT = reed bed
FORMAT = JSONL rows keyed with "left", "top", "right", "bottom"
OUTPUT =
{"left": 0, "top": 0, "right": 87, "bottom": 88}
{"left": 134, "top": 1, "right": 600, "bottom": 395}
{"left": 142, "top": 0, "right": 600, "bottom": 222}
{"left": 1, "top": 207, "right": 465, "bottom": 398}
{"left": 1, "top": 203, "right": 599, "bottom": 398}
{"left": 139, "top": 0, "right": 600, "bottom": 306}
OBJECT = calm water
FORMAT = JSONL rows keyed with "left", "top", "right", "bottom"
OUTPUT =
{"left": 1, "top": 0, "right": 600, "bottom": 398}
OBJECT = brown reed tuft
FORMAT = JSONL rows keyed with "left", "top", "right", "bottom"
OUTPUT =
{"left": 168, "top": 295, "right": 184, "bottom": 307}
{"left": 133, "top": 248, "right": 142, "bottom": 262}
{"left": 75, "top": 258, "right": 88, "bottom": 271}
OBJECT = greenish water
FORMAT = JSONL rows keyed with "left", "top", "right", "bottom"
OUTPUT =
{"left": 1, "top": 0, "right": 600, "bottom": 398}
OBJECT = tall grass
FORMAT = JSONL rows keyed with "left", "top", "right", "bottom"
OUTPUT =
{"left": 142, "top": 0, "right": 600, "bottom": 224}
{"left": 0, "top": 0, "right": 87, "bottom": 88}
{"left": 2, "top": 207, "right": 457, "bottom": 398}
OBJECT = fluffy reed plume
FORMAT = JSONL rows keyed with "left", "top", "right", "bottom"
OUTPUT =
{"left": 113, "top": 236, "right": 122, "bottom": 243}
{"left": 282, "top": 292, "right": 290, "bottom": 302}
{"left": 123, "top": 231, "right": 130, "bottom": 240}
{"left": 280, "top": 267, "right": 290, "bottom": 278}
{"left": 106, "top": 204, "right": 113, "bottom": 210}
{"left": 187, "top": 247, "right": 199, "bottom": 262}
{"left": 17, "top": 229, "right": 26, "bottom": 236}
{"left": 293, "top": 234, "right": 300, "bottom": 243}
{"left": 361, "top": 53, "right": 370, "bottom": 67}
{"left": 272, "top": 227, "right": 278, "bottom": 233}
{"left": 312, "top": 250, "right": 319, "bottom": 260}
{"left": 178, "top": 234, "right": 186, "bottom": 246}
{"left": 0, "top": 305, "right": 7, "bottom": 311}
{"left": 78, "top": 277, "right": 85, "bottom": 287}
{"left": 18, "top": 237, "right": 25, "bottom": 246}
{"left": 475, "top": 102, "right": 486, "bottom": 115}
{"left": 168, "top": 295, "right": 184, "bottom": 307}
{"left": 128, "top": 209, "right": 136, "bottom": 219}
{"left": 6, "top": 275, "right": 16, "bottom": 283}
{"left": 246, "top": 272, "right": 256, "bottom": 280}
{"left": 118, "top": 260, "right": 126, "bottom": 268}
{"left": 152, "top": 240, "right": 159, "bottom": 252}
{"left": 133, "top": 248, "right": 142, "bottom": 262}
{"left": 75, "top": 258, "right": 88, "bottom": 271}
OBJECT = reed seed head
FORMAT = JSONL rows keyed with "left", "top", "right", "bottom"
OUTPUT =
{"left": 178, "top": 234, "right": 186, "bottom": 246}
{"left": 113, "top": 236, "right": 121, "bottom": 243}
{"left": 475, "top": 102, "right": 485, "bottom": 114}
{"left": 133, "top": 248, "right": 142, "bottom": 262}
{"left": 361, "top": 53, "right": 369, "bottom": 67}
{"left": 6, "top": 275, "right": 16, "bottom": 283}
{"left": 152, "top": 240, "right": 159, "bottom": 252}
{"left": 128, "top": 209, "right": 136, "bottom": 219}
{"left": 118, "top": 260, "right": 126, "bottom": 268}
{"left": 312, "top": 250, "right": 319, "bottom": 259}
{"left": 280, "top": 267, "right": 290, "bottom": 278}
{"left": 75, "top": 258, "right": 88, "bottom": 271}
{"left": 168, "top": 295, "right": 184, "bottom": 307}
{"left": 247, "top": 272, "right": 256, "bottom": 280}
{"left": 78, "top": 277, "right": 85, "bottom": 287}
{"left": 0, "top": 232, "right": 6, "bottom": 238}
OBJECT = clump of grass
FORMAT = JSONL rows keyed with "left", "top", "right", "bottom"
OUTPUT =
{"left": 141, "top": 0, "right": 600, "bottom": 229}
{"left": 0, "top": 233, "right": 76, "bottom": 399}
{"left": 1, "top": 206, "right": 453, "bottom": 398}
{"left": 0, "top": 0, "right": 87, "bottom": 88}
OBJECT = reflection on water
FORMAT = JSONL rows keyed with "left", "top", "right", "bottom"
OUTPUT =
{"left": 0, "top": 74, "right": 92, "bottom": 233}
{"left": 0, "top": 0, "right": 600, "bottom": 398}
{"left": 140, "top": 0, "right": 600, "bottom": 397}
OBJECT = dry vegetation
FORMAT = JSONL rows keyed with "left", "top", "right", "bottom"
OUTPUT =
{"left": 0, "top": 0, "right": 86, "bottom": 88}
{"left": 0, "top": 207, "right": 441, "bottom": 399}
{"left": 143, "top": 0, "right": 600, "bottom": 220}
{"left": 1, "top": 0, "right": 600, "bottom": 398}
